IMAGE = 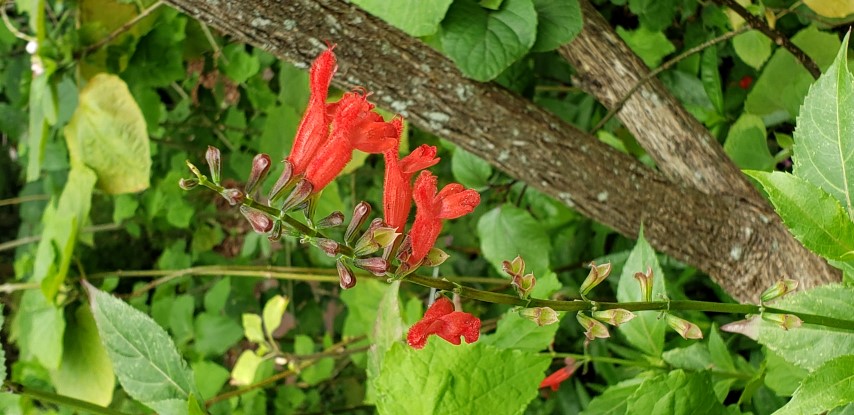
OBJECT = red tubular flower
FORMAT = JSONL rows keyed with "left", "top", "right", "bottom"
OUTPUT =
{"left": 406, "top": 171, "right": 480, "bottom": 266}
{"left": 288, "top": 47, "right": 337, "bottom": 176}
{"left": 407, "top": 296, "right": 481, "bottom": 349}
{"left": 383, "top": 119, "right": 440, "bottom": 232}
{"left": 539, "top": 360, "right": 578, "bottom": 392}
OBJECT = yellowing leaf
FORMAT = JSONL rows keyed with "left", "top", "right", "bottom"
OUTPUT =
{"left": 65, "top": 74, "right": 151, "bottom": 194}
{"left": 803, "top": 0, "right": 854, "bottom": 18}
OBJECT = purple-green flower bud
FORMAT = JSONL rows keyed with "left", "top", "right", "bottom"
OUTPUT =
{"left": 579, "top": 262, "right": 612, "bottom": 298}
{"left": 315, "top": 238, "right": 340, "bottom": 257}
{"left": 519, "top": 307, "right": 559, "bottom": 326}
{"left": 178, "top": 178, "right": 199, "bottom": 190}
{"left": 239, "top": 205, "right": 273, "bottom": 234}
{"left": 760, "top": 279, "right": 799, "bottom": 303}
{"left": 762, "top": 313, "right": 802, "bottom": 330}
{"left": 421, "top": 247, "right": 450, "bottom": 267}
{"left": 280, "top": 178, "right": 313, "bottom": 212}
{"left": 354, "top": 257, "right": 389, "bottom": 276}
{"left": 317, "top": 211, "right": 345, "bottom": 229}
{"left": 512, "top": 273, "right": 536, "bottom": 300}
{"left": 206, "top": 146, "right": 221, "bottom": 184}
{"left": 502, "top": 256, "right": 525, "bottom": 278}
{"left": 345, "top": 202, "right": 372, "bottom": 244}
{"left": 592, "top": 309, "right": 636, "bottom": 326}
{"left": 665, "top": 314, "right": 703, "bottom": 340}
{"left": 634, "top": 267, "right": 654, "bottom": 303}
{"left": 352, "top": 219, "right": 386, "bottom": 256}
{"left": 576, "top": 312, "right": 610, "bottom": 342}
{"left": 268, "top": 161, "right": 294, "bottom": 203}
{"left": 221, "top": 188, "right": 245, "bottom": 206}
{"left": 268, "top": 220, "right": 283, "bottom": 241}
{"left": 337, "top": 259, "right": 356, "bottom": 289}
{"left": 245, "top": 153, "right": 272, "bottom": 195}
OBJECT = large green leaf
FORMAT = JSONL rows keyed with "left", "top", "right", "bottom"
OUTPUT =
{"left": 531, "top": 0, "right": 582, "bottom": 52}
{"left": 627, "top": 370, "right": 725, "bottom": 415}
{"left": 85, "top": 282, "right": 200, "bottom": 415}
{"left": 341, "top": 278, "right": 389, "bottom": 368}
{"left": 580, "top": 378, "right": 644, "bottom": 415}
{"left": 375, "top": 341, "right": 549, "bottom": 415}
{"left": 50, "top": 306, "right": 115, "bottom": 406}
{"left": 64, "top": 73, "right": 151, "bottom": 194}
{"left": 616, "top": 25, "right": 675, "bottom": 68}
{"left": 366, "top": 281, "right": 405, "bottom": 403}
{"left": 746, "top": 171, "right": 854, "bottom": 261}
{"left": 13, "top": 289, "right": 65, "bottom": 370}
{"left": 628, "top": 0, "right": 676, "bottom": 32}
{"left": 774, "top": 355, "right": 854, "bottom": 415}
{"left": 616, "top": 229, "right": 666, "bottom": 356}
{"left": 724, "top": 114, "right": 775, "bottom": 171}
{"left": 477, "top": 205, "right": 551, "bottom": 282}
{"left": 792, "top": 33, "right": 854, "bottom": 218}
{"left": 440, "top": 0, "right": 537, "bottom": 82}
{"left": 732, "top": 30, "right": 772, "bottom": 70}
{"left": 745, "top": 26, "right": 840, "bottom": 125}
{"left": 351, "top": 0, "right": 453, "bottom": 36}
{"left": 758, "top": 284, "right": 854, "bottom": 371}
{"left": 452, "top": 147, "right": 492, "bottom": 191}
{"left": 26, "top": 72, "right": 56, "bottom": 182}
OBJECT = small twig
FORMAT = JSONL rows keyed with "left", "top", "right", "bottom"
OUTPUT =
{"left": 0, "top": 194, "right": 50, "bottom": 207}
{"left": 591, "top": 26, "right": 748, "bottom": 133}
{"left": 199, "top": 22, "right": 226, "bottom": 64}
{"left": 0, "top": 222, "right": 123, "bottom": 252}
{"left": 0, "top": 281, "right": 40, "bottom": 294}
{"left": 713, "top": 0, "right": 820, "bottom": 79}
{"left": 79, "top": 0, "right": 164, "bottom": 56}
{"left": 1, "top": 0, "right": 36, "bottom": 42}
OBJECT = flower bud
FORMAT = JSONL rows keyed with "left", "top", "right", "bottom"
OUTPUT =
{"left": 352, "top": 219, "right": 388, "bottom": 256}
{"left": 421, "top": 247, "right": 450, "bottom": 267}
{"left": 519, "top": 307, "right": 559, "bottom": 326}
{"left": 511, "top": 273, "right": 536, "bottom": 299}
{"left": 345, "top": 202, "right": 372, "bottom": 244}
{"left": 239, "top": 205, "right": 273, "bottom": 234}
{"left": 592, "top": 309, "right": 636, "bottom": 326}
{"left": 317, "top": 211, "right": 345, "bottom": 229}
{"left": 634, "top": 267, "right": 654, "bottom": 303}
{"left": 315, "top": 238, "right": 340, "bottom": 257}
{"left": 221, "top": 188, "right": 245, "bottom": 206}
{"left": 279, "top": 178, "right": 313, "bottom": 212}
{"left": 206, "top": 146, "right": 222, "bottom": 184}
{"left": 502, "top": 256, "right": 525, "bottom": 278}
{"left": 268, "top": 220, "right": 283, "bottom": 241}
{"left": 186, "top": 160, "right": 203, "bottom": 178}
{"left": 337, "top": 259, "right": 356, "bottom": 289}
{"left": 762, "top": 313, "right": 802, "bottom": 330}
{"left": 178, "top": 178, "right": 199, "bottom": 190}
{"left": 268, "top": 161, "right": 294, "bottom": 202}
{"left": 576, "top": 312, "right": 610, "bottom": 341}
{"left": 665, "top": 314, "right": 703, "bottom": 340}
{"left": 245, "top": 154, "right": 272, "bottom": 194}
{"left": 760, "top": 279, "right": 799, "bottom": 303}
{"left": 354, "top": 257, "right": 389, "bottom": 276}
{"left": 579, "top": 262, "right": 612, "bottom": 298}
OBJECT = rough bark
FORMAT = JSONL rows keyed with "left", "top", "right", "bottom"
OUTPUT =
{"left": 164, "top": 0, "right": 839, "bottom": 301}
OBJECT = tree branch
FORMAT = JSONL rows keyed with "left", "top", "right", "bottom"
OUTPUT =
{"left": 161, "top": 0, "right": 838, "bottom": 301}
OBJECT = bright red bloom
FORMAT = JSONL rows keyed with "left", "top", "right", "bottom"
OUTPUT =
{"left": 383, "top": 119, "right": 440, "bottom": 232}
{"left": 406, "top": 171, "right": 480, "bottom": 266}
{"left": 407, "top": 296, "right": 481, "bottom": 349}
{"left": 288, "top": 47, "right": 337, "bottom": 176}
{"left": 539, "top": 359, "right": 578, "bottom": 391}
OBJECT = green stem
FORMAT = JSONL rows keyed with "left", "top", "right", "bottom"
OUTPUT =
{"left": 546, "top": 352, "right": 665, "bottom": 369}
{"left": 4, "top": 382, "right": 133, "bottom": 415}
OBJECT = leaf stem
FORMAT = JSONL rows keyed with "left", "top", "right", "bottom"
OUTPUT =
{"left": 3, "top": 382, "right": 134, "bottom": 415}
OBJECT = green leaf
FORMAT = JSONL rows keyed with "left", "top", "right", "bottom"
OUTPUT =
{"left": 663, "top": 343, "right": 713, "bottom": 371}
{"left": 724, "top": 114, "right": 775, "bottom": 171}
{"left": 242, "top": 314, "right": 266, "bottom": 344}
{"left": 792, "top": 33, "right": 854, "bottom": 217}
{"left": 192, "top": 360, "right": 230, "bottom": 400}
{"left": 616, "top": 25, "right": 675, "bottom": 68}
{"left": 452, "top": 147, "right": 492, "bottom": 190}
{"left": 765, "top": 348, "right": 808, "bottom": 397}
{"left": 294, "top": 335, "right": 334, "bottom": 386}
{"left": 708, "top": 324, "right": 736, "bottom": 372}
{"left": 169, "top": 295, "right": 196, "bottom": 346}
{"left": 262, "top": 295, "right": 287, "bottom": 337}
{"left": 616, "top": 229, "right": 666, "bottom": 356}
{"left": 375, "top": 341, "right": 550, "bottom": 415}
{"left": 628, "top": 0, "right": 676, "bottom": 32}
{"left": 351, "top": 0, "right": 453, "bottom": 36}
{"left": 477, "top": 205, "right": 551, "bottom": 281}
{"left": 113, "top": 194, "right": 139, "bottom": 224}
{"left": 26, "top": 72, "right": 56, "bottom": 182}
{"left": 774, "top": 355, "right": 854, "bottom": 415}
{"left": 64, "top": 73, "right": 151, "bottom": 194}
{"left": 482, "top": 309, "right": 560, "bottom": 352}
{"left": 746, "top": 171, "right": 854, "bottom": 261}
{"left": 231, "top": 350, "right": 264, "bottom": 386}
{"left": 580, "top": 378, "right": 644, "bottom": 415}
{"left": 627, "top": 370, "right": 725, "bottom": 415}
{"left": 13, "top": 290, "right": 65, "bottom": 369}
{"left": 194, "top": 313, "right": 243, "bottom": 357}
{"left": 85, "top": 282, "right": 200, "bottom": 415}
{"left": 733, "top": 30, "right": 772, "bottom": 70}
{"left": 366, "top": 281, "right": 405, "bottom": 403}
{"left": 49, "top": 306, "right": 115, "bottom": 406}
{"left": 745, "top": 26, "right": 840, "bottom": 125}
{"left": 202, "top": 277, "right": 230, "bottom": 313}
{"left": 0, "top": 305, "right": 5, "bottom": 382}
{"left": 220, "top": 44, "right": 260, "bottom": 84}
{"left": 701, "top": 47, "right": 724, "bottom": 115}
{"left": 440, "top": 0, "right": 538, "bottom": 82}
{"left": 531, "top": 0, "right": 582, "bottom": 52}
{"left": 758, "top": 284, "right": 854, "bottom": 371}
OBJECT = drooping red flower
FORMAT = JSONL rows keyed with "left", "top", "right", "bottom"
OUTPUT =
{"left": 287, "top": 47, "right": 337, "bottom": 176}
{"left": 539, "top": 361, "right": 577, "bottom": 392}
{"left": 406, "top": 171, "right": 480, "bottom": 266}
{"left": 407, "top": 296, "right": 481, "bottom": 349}
{"left": 383, "top": 119, "right": 440, "bottom": 233}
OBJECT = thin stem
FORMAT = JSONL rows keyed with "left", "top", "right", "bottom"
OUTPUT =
{"left": 4, "top": 382, "right": 133, "bottom": 415}
{"left": 78, "top": 0, "right": 164, "bottom": 56}
{"left": 0, "top": 222, "right": 123, "bottom": 253}
{"left": 713, "top": 0, "right": 820, "bottom": 79}
{"left": 592, "top": 26, "right": 749, "bottom": 133}
{"left": 0, "top": 194, "right": 49, "bottom": 207}
{"left": 1, "top": 0, "right": 36, "bottom": 42}
{"left": 0, "top": 281, "right": 40, "bottom": 294}
{"left": 546, "top": 352, "right": 665, "bottom": 369}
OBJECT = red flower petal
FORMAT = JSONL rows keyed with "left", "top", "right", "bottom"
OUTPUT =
{"left": 539, "top": 366, "right": 576, "bottom": 391}
{"left": 406, "top": 297, "right": 481, "bottom": 349}
{"left": 288, "top": 47, "right": 336, "bottom": 175}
